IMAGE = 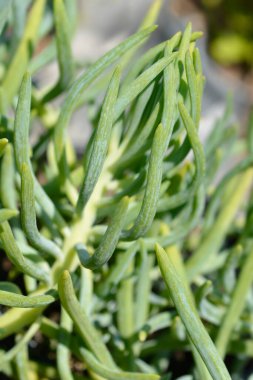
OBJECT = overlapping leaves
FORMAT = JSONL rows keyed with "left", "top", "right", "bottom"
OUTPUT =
{"left": 0, "top": 1, "right": 252, "bottom": 380}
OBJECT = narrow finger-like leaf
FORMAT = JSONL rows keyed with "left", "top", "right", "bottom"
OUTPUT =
{"left": 193, "top": 47, "right": 202, "bottom": 76}
{"left": 162, "top": 43, "right": 177, "bottom": 145}
{"left": 14, "top": 72, "right": 67, "bottom": 231}
{"left": 178, "top": 22, "right": 192, "bottom": 66}
{"left": 122, "top": 124, "right": 166, "bottom": 239}
{"left": 178, "top": 100, "right": 205, "bottom": 183}
{"left": 76, "top": 67, "right": 121, "bottom": 214}
{"left": 54, "top": 0, "right": 74, "bottom": 88}
{"left": 13, "top": 72, "right": 32, "bottom": 172}
{"left": 21, "top": 163, "right": 63, "bottom": 259}
{"left": 164, "top": 244, "right": 212, "bottom": 380}
{"left": 185, "top": 50, "right": 198, "bottom": 124}
{"left": 43, "top": 0, "right": 74, "bottom": 101}
{"left": 58, "top": 270, "right": 116, "bottom": 369}
{"left": 0, "top": 290, "right": 56, "bottom": 308}
{"left": 0, "top": 144, "right": 16, "bottom": 209}
{"left": 155, "top": 244, "right": 231, "bottom": 380}
{"left": 0, "top": 221, "right": 50, "bottom": 283}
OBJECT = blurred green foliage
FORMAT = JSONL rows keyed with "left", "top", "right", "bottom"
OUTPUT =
{"left": 199, "top": 0, "right": 253, "bottom": 67}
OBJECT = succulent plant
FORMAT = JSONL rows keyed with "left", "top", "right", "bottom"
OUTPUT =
{"left": 0, "top": 1, "right": 253, "bottom": 380}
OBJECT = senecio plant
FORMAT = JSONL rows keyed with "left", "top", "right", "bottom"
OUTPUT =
{"left": 0, "top": 0, "right": 253, "bottom": 379}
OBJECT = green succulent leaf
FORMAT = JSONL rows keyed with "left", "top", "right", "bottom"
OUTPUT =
{"left": 155, "top": 244, "right": 231, "bottom": 380}
{"left": 76, "top": 66, "right": 121, "bottom": 214}
{"left": 0, "top": 289, "right": 57, "bottom": 308}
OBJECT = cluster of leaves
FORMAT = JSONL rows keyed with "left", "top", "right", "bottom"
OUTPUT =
{"left": 0, "top": 1, "right": 253, "bottom": 379}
